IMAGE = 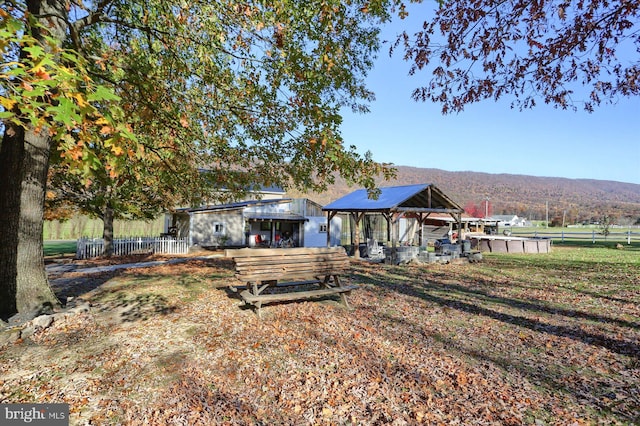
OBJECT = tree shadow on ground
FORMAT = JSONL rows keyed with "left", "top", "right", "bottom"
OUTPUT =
{"left": 350, "top": 265, "right": 640, "bottom": 423}
{"left": 95, "top": 292, "right": 176, "bottom": 323}
{"left": 353, "top": 267, "right": 639, "bottom": 358}
{"left": 371, "top": 306, "right": 639, "bottom": 423}
{"left": 50, "top": 270, "right": 124, "bottom": 305}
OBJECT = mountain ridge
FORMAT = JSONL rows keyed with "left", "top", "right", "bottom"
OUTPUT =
{"left": 288, "top": 166, "right": 640, "bottom": 224}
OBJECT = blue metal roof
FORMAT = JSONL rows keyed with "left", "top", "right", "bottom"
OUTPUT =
{"left": 323, "top": 184, "right": 432, "bottom": 211}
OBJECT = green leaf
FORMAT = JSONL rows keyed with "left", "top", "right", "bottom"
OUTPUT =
{"left": 46, "top": 97, "right": 81, "bottom": 127}
{"left": 23, "top": 45, "right": 46, "bottom": 59}
{"left": 87, "top": 86, "right": 121, "bottom": 102}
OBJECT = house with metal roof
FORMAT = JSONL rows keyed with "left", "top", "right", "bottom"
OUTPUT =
{"left": 167, "top": 198, "right": 341, "bottom": 249}
{"left": 322, "top": 184, "right": 464, "bottom": 257}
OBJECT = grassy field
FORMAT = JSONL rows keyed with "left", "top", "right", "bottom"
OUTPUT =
{"left": 1, "top": 246, "right": 638, "bottom": 424}
{"left": 43, "top": 240, "right": 77, "bottom": 257}
{"left": 43, "top": 216, "right": 165, "bottom": 240}
{"left": 507, "top": 226, "right": 640, "bottom": 245}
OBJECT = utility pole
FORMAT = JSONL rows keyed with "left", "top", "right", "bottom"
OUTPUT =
{"left": 545, "top": 201, "right": 549, "bottom": 228}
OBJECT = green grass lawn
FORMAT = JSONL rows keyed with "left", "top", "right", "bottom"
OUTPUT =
{"left": 43, "top": 240, "right": 77, "bottom": 257}
{"left": 507, "top": 226, "right": 640, "bottom": 246}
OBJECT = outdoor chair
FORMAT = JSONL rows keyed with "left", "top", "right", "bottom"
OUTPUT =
{"left": 367, "top": 239, "right": 384, "bottom": 258}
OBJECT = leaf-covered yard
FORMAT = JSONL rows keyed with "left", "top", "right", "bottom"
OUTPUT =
{"left": 1, "top": 246, "right": 638, "bottom": 425}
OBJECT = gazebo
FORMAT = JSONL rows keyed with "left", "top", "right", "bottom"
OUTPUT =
{"left": 323, "top": 183, "right": 464, "bottom": 258}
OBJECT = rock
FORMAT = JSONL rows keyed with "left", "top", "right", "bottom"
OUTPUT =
{"left": 616, "top": 243, "right": 624, "bottom": 249}
{"left": 20, "top": 324, "right": 36, "bottom": 339}
{"left": 31, "top": 314, "right": 54, "bottom": 329}
{"left": 0, "top": 328, "right": 22, "bottom": 346}
{"left": 6, "top": 303, "right": 56, "bottom": 328}
{"left": 6, "top": 311, "right": 39, "bottom": 327}
{"left": 0, "top": 300, "right": 94, "bottom": 345}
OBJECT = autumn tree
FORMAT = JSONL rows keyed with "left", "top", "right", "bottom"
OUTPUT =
{"left": 398, "top": 0, "right": 640, "bottom": 113}
{"left": 46, "top": 149, "right": 189, "bottom": 256}
{"left": 0, "top": 0, "right": 398, "bottom": 320}
{"left": 463, "top": 201, "right": 485, "bottom": 218}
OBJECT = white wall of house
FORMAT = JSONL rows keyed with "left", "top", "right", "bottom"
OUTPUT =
{"left": 245, "top": 202, "right": 290, "bottom": 216}
{"left": 304, "top": 216, "right": 342, "bottom": 247}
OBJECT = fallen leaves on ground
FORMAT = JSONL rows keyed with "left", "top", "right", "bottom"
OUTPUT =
{"left": 1, "top": 247, "right": 638, "bottom": 425}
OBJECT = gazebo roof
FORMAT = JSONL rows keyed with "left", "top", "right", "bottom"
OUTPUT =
{"left": 323, "top": 183, "right": 463, "bottom": 214}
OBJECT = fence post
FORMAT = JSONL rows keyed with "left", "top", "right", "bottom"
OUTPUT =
{"left": 592, "top": 230, "right": 596, "bottom": 244}
{"left": 561, "top": 230, "right": 564, "bottom": 242}
{"left": 629, "top": 230, "right": 632, "bottom": 245}
{"left": 76, "top": 237, "right": 83, "bottom": 259}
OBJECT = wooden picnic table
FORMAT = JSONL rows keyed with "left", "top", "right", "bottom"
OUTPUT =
{"left": 226, "top": 247, "right": 356, "bottom": 318}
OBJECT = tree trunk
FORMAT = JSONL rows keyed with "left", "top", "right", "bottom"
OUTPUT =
{"left": 0, "top": 124, "right": 60, "bottom": 319}
{"left": 0, "top": 124, "right": 24, "bottom": 318}
{"left": 103, "top": 204, "right": 115, "bottom": 257}
{"left": 0, "top": 0, "right": 69, "bottom": 320}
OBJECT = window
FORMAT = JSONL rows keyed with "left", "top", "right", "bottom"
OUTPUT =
{"left": 213, "top": 222, "right": 225, "bottom": 235}
{"left": 319, "top": 223, "right": 328, "bottom": 233}
{"left": 260, "top": 222, "right": 271, "bottom": 231}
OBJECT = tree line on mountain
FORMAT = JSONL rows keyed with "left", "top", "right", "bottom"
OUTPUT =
{"left": 291, "top": 166, "right": 640, "bottom": 226}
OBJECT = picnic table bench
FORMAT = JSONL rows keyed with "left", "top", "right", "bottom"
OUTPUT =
{"left": 226, "top": 247, "right": 356, "bottom": 317}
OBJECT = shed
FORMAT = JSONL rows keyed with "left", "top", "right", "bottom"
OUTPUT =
{"left": 322, "top": 184, "right": 464, "bottom": 258}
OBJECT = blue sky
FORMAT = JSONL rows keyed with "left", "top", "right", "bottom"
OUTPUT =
{"left": 339, "top": 5, "right": 640, "bottom": 185}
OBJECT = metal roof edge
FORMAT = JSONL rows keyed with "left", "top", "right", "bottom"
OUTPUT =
{"left": 175, "top": 198, "right": 292, "bottom": 213}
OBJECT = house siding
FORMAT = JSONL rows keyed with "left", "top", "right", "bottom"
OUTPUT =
{"left": 304, "top": 216, "right": 342, "bottom": 247}
{"left": 190, "top": 210, "right": 244, "bottom": 247}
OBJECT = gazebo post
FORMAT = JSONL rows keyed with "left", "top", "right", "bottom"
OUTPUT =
{"left": 352, "top": 212, "right": 364, "bottom": 258}
{"left": 391, "top": 212, "right": 405, "bottom": 262}
{"left": 382, "top": 212, "right": 391, "bottom": 245}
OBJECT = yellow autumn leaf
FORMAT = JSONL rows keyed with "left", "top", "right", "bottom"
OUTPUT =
{"left": 111, "top": 145, "right": 124, "bottom": 156}
{"left": 73, "top": 93, "right": 89, "bottom": 108}
{"left": 0, "top": 96, "right": 16, "bottom": 110}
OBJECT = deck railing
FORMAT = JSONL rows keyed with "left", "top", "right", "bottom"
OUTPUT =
{"left": 76, "top": 236, "right": 190, "bottom": 259}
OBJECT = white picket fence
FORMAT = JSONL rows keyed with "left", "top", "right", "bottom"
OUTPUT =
{"left": 76, "top": 236, "right": 190, "bottom": 259}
